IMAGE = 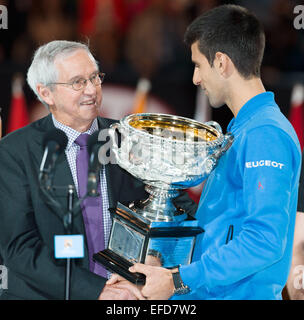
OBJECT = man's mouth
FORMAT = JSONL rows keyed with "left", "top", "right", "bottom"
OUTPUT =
{"left": 80, "top": 99, "right": 96, "bottom": 106}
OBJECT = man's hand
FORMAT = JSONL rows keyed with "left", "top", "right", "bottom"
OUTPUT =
{"left": 98, "top": 281, "right": 146, "bottom": 300}
{"left": 129, "top": 263, "right": 176, "bottom": 300}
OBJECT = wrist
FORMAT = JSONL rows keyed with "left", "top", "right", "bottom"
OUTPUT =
{"left": 171, "top": 267, "right": 190, "bottom": 295}
{"left": 169, "top": 268, "right": 178, "bottom": 296}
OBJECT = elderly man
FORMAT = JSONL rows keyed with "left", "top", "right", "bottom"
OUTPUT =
{"left": 0, "top": 40, "right": 151, "bottom": 300}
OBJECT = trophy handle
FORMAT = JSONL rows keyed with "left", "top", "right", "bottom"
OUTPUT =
{"left": 202, "top": 132, "right": 233, "bottom": 174}
{"left": 221, "top": 132, "right": 234, "bottom": 152}
{"left": 109, "top": 122, "right": 120, "bottom": 139}
{"left": 108, "top": 122, "right": 121, "bottom": 158}
{"left": 204, "top": 121, "right": 233, "bottom": 158}
{"left": 214, "top": 132, "right": 234, "bottom": 159}
{"left": 204, "top": 121, "right": 222, "bottom": 134}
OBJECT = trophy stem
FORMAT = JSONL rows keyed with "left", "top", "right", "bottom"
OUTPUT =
{"left": 128, "top": 184, "right": 187, "bottom": 222}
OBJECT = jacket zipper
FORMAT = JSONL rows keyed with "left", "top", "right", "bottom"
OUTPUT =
{"left": 225, "top": 224, "right": 234, "bottom": 244}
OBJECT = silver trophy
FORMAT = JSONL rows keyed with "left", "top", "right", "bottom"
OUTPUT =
{"left": 94, "top": 113, "right": 233, "bottom": 283}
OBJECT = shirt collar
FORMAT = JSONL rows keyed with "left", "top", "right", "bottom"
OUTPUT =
{"left": 227, "top": 92, "right": 276, "bottom": 133}
{"left": 52, "top": 115, "right": 99, "bottom": 150}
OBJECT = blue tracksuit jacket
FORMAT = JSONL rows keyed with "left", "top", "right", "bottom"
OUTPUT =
{"left": 175, "top": 92, "right": 301, "bottom": 300}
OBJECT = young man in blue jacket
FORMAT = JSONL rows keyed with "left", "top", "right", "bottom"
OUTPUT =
{"left": 108, "top": 4, "right": 302, "bottom": 300}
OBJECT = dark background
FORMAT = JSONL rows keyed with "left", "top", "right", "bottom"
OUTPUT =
{"left": 0, "top": 0, "right": 304, "bottom": 135}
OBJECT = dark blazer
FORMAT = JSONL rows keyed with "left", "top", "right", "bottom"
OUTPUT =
{"left": 0, "top": 114, "right": 148, "bottom": 300}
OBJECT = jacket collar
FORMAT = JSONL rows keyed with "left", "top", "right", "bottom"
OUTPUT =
{"left": 227, "top": 92, "right": 276, "bottom": 134}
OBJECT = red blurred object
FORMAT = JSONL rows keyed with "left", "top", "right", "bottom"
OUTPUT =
{"left": 113, "top": 0, "right": 128, "bottom": 32}
{"left": 7, "top": 75, "right": 29, "bottom": 134}
{"left": 186, "top": 182, "right": 205, "bottom": 205}
{"left": 78, "top": 0, "right": 98, "bottom": 36}
{"left": 78, "top": 0, "right": 152, "bottom": 36}
{"left": 289, "top": 83, "right": 304, "bottom": 151}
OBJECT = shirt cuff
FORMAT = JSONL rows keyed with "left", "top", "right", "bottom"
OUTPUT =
{"left": 179, "top": 260, "right": 204, "bottom": 291}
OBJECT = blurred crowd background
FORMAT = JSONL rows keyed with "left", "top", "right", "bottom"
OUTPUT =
{"left": 0, "top": 0, "right": 303, "bottom": 300}
{"left": 0, "top": 0, "right": 304, "bottom": 138}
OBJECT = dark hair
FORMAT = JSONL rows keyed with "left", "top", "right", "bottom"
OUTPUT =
{"left": 184, "top": 4, "right": 265, "bottom": 78}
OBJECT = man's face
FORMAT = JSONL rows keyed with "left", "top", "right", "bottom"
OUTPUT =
{"left": 191, "top": 42, "right": 225, "bottom": 108}
{"left": 46, "top": 49, "right": 102, "bottom": 130}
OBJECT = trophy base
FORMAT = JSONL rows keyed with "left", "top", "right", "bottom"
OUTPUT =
{"left": 93, "top": 249, "right": 146, "bottom": 285}
{"left": 93, "top": 203, "right": 203, "bottom": 285}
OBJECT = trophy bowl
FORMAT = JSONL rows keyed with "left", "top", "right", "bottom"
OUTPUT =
{"left": 93, "top": 113, "right": 233, "bottom": 283}
{"left": 109, "top": 113, "right": 233, "bottom": 221}
{"left": 112, "top": 114, "right": 225, "bottom": 187}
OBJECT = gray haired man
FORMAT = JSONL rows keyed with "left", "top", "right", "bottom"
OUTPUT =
{"left": 0, "top": 40, "right": 148, "bottom": 300}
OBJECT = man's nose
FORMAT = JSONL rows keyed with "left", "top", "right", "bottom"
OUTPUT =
{"left": 192, "top": 69, "right": 201, "bottom": 86}
{"left": 83, "top": 79, "right": 97, "bottom": 94}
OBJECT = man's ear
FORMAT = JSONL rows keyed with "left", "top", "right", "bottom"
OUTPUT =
{"left": 214, "top": 52, "right": 233, "bottom": 78}
{"left": 36, "top": 84, "right": 54, "bottom": 106}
